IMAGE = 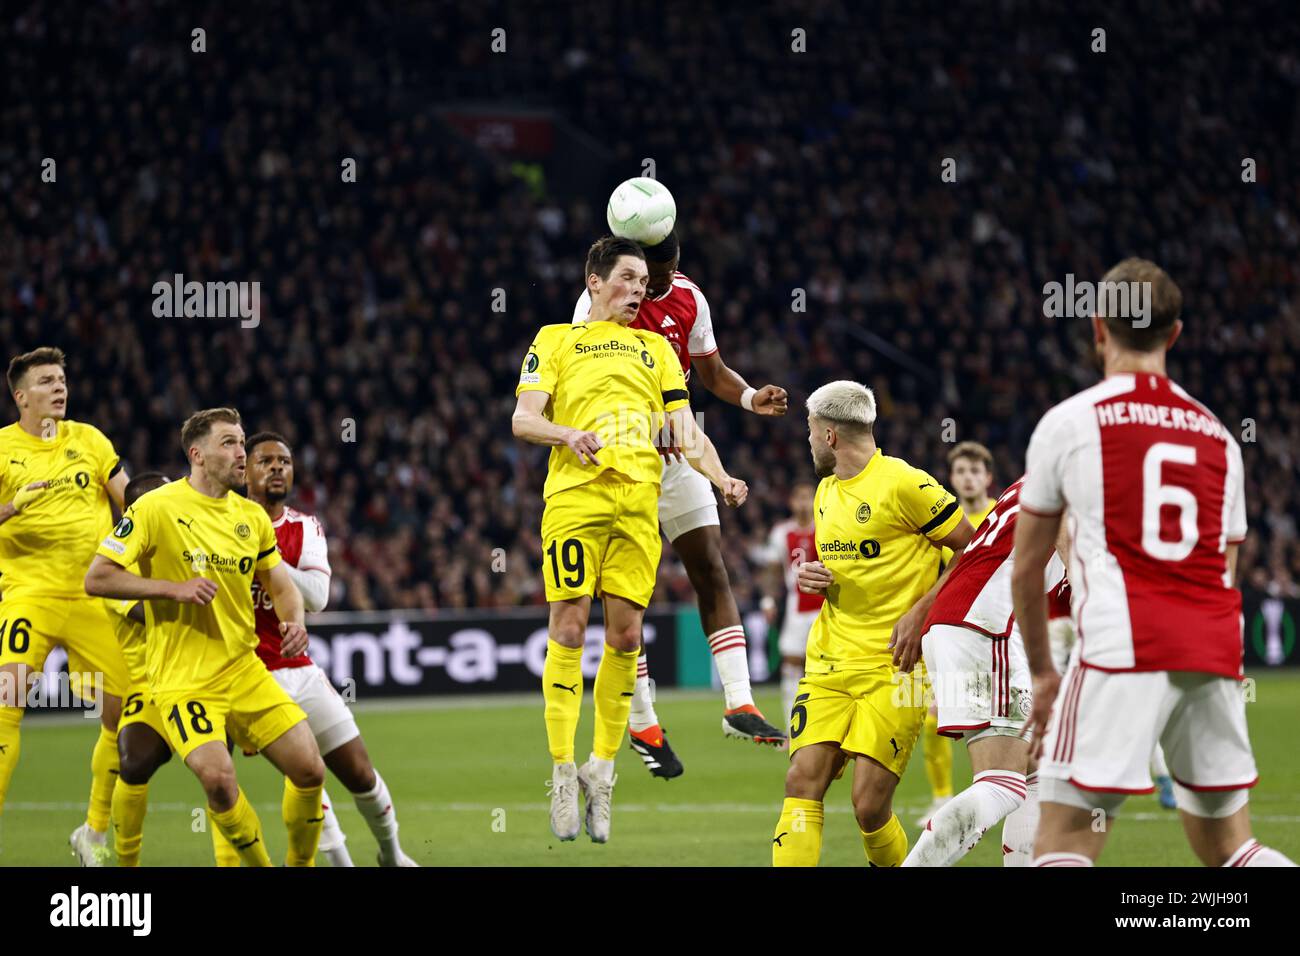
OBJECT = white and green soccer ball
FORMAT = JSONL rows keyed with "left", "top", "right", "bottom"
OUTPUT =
{"left": 606, "top": 177, "right": 677, "bottom": 246}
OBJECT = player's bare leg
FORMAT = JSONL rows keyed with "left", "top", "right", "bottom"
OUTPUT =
{"left": 259, "top": 720, "right": 327, "bottom": 866}
{"left": 1030, "top": 801, "right": 1109, "bottom": 865}
{"left": 1180, "top": 798, "right": 1295, "bottom": 867}
{"left": 850, "top": 754, "right": 909, "bottom": 866}
{"left": 323, "top": 735, "right": 418, "bottom": 866}
{"left": 904, "top": 734, "right": 1029, "bottom": 866}
{"left": 111, "top": 723, "right": 171, "bottom": 866}
{"left": 185, "top": 739, "right": 273, "bottom": 867}
{"left": 772, "top": 741, "right": 843, "bottom": 866}
{"left": 673, "top": 524, "right": 785, "bottom": 745}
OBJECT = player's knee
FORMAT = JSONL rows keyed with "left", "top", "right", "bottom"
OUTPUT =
{"left": 118, "top": 747, "right": 165, "bottom": 785}
{"left": 200, "top": 766, "right": 239, "bottom": 810}
{"left": 550, "top": 615, "right": 586, "bottom": 648}
{"left": 853, "top": 797, "right": 891, "bottom": 834}
{"left": 784, "top": 760, "right": 823, "bottom": 800}
{"left": 686, "top": 548, "right": 730, "bottom": 598}
{"left": 604, "top": 621, "right": 641, "bottom": 653}
{"left": 291, "top": 756, "right": 327, "bottom": 790}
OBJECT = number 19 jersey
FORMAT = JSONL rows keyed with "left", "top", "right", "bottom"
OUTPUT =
{"left": 1020, "top": 373, "right": 1246, "bottom": 678}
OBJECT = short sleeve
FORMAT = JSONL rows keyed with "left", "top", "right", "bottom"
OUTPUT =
{"left": 656, "top": 336, "right": 689, "bottom": 412}
{"left": 1020, "top": 409, "right": 1069, "bottom": 516}
{"left": 571, "top": 289, "right": 592, "bottom": 325}
{"left": 1225, "top": 437, "right": 1247, "bottom": 543}
{"left": 687, "top": 285, "right": 718, "bottom": 356}
{"left": 98, "top": 502, "right": 151, "bottom": 566}
{"left": 515, "top": 326, "right": 561, "bottom": 397}
{"left": 85, "top": 424, "right": 122, "bottom": 485}
{"left": 254, "top": 510, "right": 282, "bottom": 572}
{"left": 897, "top": 467, "right": 962, "bottom": 541}
{"left": 298, "top": 515, "right": 332, "bottom": 575}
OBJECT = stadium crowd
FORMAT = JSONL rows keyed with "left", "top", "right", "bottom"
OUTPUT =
{"left": 4, "top": 1, "right": 1298, "bottom": 611}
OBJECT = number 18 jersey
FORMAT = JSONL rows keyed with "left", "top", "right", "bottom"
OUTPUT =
{"left": 1020, "top": 373, "right": 1246, "bottom": 678}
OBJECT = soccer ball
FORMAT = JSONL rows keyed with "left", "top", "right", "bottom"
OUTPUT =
{"left": 606, "top": 177, "right": 677, "bottom": 246}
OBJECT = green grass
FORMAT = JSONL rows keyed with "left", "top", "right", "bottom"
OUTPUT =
{"left": 2, "top": 672, "right": 1297, "bottom": 866}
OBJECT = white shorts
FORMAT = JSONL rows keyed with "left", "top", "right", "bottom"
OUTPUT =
{"left": 658, "top": 456, "right": 718, "bottom": 542}
{"left": 272, "top": 663, "right": 360, "bottom": 756}
{"left": 778, "top": 608, "right": 819, "bottom": 658}
{"left": 1048, "top": 616, "right": 1076, "bottom": 674}
{"left": 923, "top": 623, "right": 1031, "bottom": 742}
{"left": 1039, "top": 663, "right": 1258, "bottom": 799}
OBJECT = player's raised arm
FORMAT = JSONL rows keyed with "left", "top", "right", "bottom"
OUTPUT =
{"left": 666, "top": 405, "right": 746, "bottom": 507}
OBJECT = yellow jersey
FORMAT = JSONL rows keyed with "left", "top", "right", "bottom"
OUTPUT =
{"left": 806, "top": 449, "right": 963, "bottom": 674}
{"left": 516, "top": 320, "right": 689, "bottom": 499}
{"left": 0, "top": 419, "right": 121, "bottom": 598}
{"left": 96, "top": 477, "right": 280, "bottom": 695}
{"left": 940, "top": 497, "right": 996, "bottom": 565}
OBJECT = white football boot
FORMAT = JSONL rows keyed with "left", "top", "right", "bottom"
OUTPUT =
{"left": 547, "top": 762, "right": 581, "bottom": 841}
{"left": 577, "top": 756, "right": 617, "bottom": 844}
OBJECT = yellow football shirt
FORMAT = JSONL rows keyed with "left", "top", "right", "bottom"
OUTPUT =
{"left": 806, "top": 450, "right": 963, "bottom": 674}
{"left": 96, "top": 478, "right": 280, "bottom": 695}
{"left": 940, "top": 497, "right": 995, "bottom": 565}
{"left": 0, "top": 419, "right": 121, "bottom": 598}
{"left": 516, "top": 320, "right": 689, "bottom": 499}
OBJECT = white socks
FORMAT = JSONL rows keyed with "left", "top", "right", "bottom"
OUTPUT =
{"left": 780, "top": 661, "right": 802, "bottom": 730}
{"left": 628, "top": 653, "right": 659, "bottom": 732}
{"left": 1001, "top": 772, "right": 1039, "bottom": 866}
{"left": 708, "top": 626, "right": 753, "bottom": 710}
{"left": 354, "top": 771, "right": 405, "bottom": 864}
{"left": 1223, "top": 839, "right": 1297, "bottom": 867}
{"left": 318, "top": 788, "right": 355, "bottom": 867}
{"left": 902, "top": 770, "right": 1026, "bottom": 867}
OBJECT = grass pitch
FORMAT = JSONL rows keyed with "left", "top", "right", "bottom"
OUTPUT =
{"left": 3, "top": 673, "right": 1296, "bottom": 866}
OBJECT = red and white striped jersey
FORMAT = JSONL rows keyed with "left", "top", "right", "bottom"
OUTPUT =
{"left": 767, "top": 518, "right": 824, "bottom": 613}
{"left": 1020, "top": 373, "right": 1247, "bottom": 679}
{"left": 572, "top": 272, "right": 718, "bottom": 380}
{"left": 253, "top": 506, "right": 332, "bottom": 670}
{"left": 924, "top": 477, "right": 1065, "bottom": 637}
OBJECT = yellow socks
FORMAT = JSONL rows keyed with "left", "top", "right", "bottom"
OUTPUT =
{"left": 923, "top": 710, "right": 953, "bottom": 800}
{"left": 592, "top": 644, "right": 638, "bottom": 760}
{"left": 210, "top": 788, "right": 272, "bottom": 867}
{"left": 87, "top": 724, "right": 119, "bottom": 833}
{"left": 543, "top": 639, "right": 584, "bottom": 764}
{"left": 772, "top": 797, "right": 824, "bottom": 867}
{"left": 111, "top": 781, "right": 149, "bottom": 866}
{"left": 282, "top": 778, "right": 324, "bottom": 867}
{"left": 863, "top": 813, "right": 908, "bottom": 867}
{"left": 208, "top": 810, "right": 241, "bottom": 867}
{"left": 0, "top": 705, "right": 22, "bottom": 812}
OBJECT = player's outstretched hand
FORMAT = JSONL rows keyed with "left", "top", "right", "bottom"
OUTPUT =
{"left": 655, "top": 418, "right": 684, "bottom": 464}
{"left": 751, "top": 385, "right": 788, "bottom": 416}
{"left": 564, "top": 428, "right": 603, "bottom": 466}
{"left": 721, "top": 476, "right": 748, "bottom": 507}
{"left": 797, "top": 560, "right": 833, "bottom": 593}
{"left": 12, "top": 480, "right": 50, "bottom": 513}
{"left": 280, "top": 621, "right": 309, "bottom": 658}
{"left": 1023, "top": 669, "right": 1061, "bottom": 760}
{"left": 888, "top": 603, "right": 925, "bottom": 672}
{"left": 173, "top": 577, "right": 218, "bottom": 605}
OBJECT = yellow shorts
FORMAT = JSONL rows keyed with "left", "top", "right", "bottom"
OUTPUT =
{"left": 0, "top": 595, "right": 130, "bottom": 700}
{"left": 788, "top": 667, "right": 926, "bottom": 778}
{"left": 540, "top": 471, "right": 661, "bottom": 607}
{"left": 118, "top": 680, "right": 170, "bottom": 744}
{"left": 155, "top": 655, "right": 306, "bottom": 761}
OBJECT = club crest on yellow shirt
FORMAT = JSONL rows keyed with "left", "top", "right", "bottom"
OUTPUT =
{"left": 235, "top": 523, "right": 251, "bottom": 539}
{"left": 856, "top": 503, "right": 871, "bottom": 523}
